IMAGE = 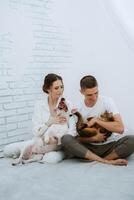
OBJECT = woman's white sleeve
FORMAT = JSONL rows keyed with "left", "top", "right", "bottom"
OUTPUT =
{"left": 65, "top": 99, "right": 78, "bottom": 136}
{"left": 67, "top": 115, "right": 78, "bottom": 137}
{"left": 32, "top": 102, "right": 48, "bottom": 137}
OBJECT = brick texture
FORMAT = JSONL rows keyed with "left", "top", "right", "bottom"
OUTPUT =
{"left": 0, "top": 0, "right": 72, "bottom": 154}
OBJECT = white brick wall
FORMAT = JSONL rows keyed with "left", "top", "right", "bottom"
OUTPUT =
{"left": 0, "top": 0, "right": 72, "bottom": 154}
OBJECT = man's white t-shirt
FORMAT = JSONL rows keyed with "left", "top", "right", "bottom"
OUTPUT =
{"left": 77, "top": 95, "right": 123, "bottom": 145}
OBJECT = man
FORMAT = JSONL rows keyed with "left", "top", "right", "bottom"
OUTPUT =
{"left": 61, "top": 75, "right": 134, "bottom": 165}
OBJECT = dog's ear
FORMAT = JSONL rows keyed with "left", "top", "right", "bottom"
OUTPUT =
{"left": 61, "top": 97, "right": 65, "bottom": 101}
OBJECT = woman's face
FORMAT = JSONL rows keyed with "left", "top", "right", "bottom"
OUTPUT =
{"left": 48, "top": 80, "right": 64, "bottom": 99}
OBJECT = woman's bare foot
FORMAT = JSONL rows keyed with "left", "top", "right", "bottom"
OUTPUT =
{"left": 105, "top": 159, "right": 128, "bottom": 166}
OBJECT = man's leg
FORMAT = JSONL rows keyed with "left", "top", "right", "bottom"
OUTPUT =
{"left": 61, "top": 135, "right": 127, "bottom": 165}
{"left": 104, "top": 135, "right": 134, "bottom": 160}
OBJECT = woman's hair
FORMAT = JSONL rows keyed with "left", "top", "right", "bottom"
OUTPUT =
{"left": 80, "top": 75, "right": 98, "bottom": 90}
{"left": 42, "top": 73, "right": 63, "bottom": 93}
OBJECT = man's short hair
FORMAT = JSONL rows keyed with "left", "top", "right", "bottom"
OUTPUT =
{"left": 80, "top": 75, "right": 98, "bottom": 89}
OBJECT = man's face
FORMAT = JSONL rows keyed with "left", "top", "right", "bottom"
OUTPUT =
{"left": 80, "top": 86, "right": 99, "bottom": 107}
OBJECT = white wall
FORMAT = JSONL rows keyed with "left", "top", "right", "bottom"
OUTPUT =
{"left": 52, "top": 0, "right": 134, "bottom": 132}
{"left": 0, "top": 0, "right": 72, "bottom": 152}
{"left": 0, "top": 0, "right": 134, "bottom": 151}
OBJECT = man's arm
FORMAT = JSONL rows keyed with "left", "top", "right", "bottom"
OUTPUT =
{"left": 87, "top": 114, "right": 124, "bottom": 134}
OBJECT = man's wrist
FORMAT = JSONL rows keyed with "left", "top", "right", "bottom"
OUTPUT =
{"left": 96, "top": 118, "right": 101, "bottom": 125}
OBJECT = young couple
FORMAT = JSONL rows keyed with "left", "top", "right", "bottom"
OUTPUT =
{"left": 4, "top": 73, "right": 134, "bottom": 165}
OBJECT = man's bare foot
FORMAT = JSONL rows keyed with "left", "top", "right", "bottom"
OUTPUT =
{"left": 105, "top": 159, "right": 128, "bottom": 166}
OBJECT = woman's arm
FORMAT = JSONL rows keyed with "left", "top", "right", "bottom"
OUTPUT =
{"left": 32, "top": 101, "right": 67, "bottom": 137}
{"left": 32, "top": 101, "right": 50, "bottom": 137}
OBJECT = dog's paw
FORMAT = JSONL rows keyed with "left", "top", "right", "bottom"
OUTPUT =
{"left": 12, "top": 161, "right": 19, "bottom": 166}
{"left": 12, "top": 159, "right": 22, "bottom": 166}
{"left": 22, "top": 160, "right": 26, "bottom": 165}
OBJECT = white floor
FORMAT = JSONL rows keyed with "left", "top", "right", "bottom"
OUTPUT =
{"left": 0, "top": 155, "right": 134, "bottom": 200}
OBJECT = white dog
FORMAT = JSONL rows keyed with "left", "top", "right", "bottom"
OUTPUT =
{"left": 44, "top": 97, "right": 74, "bottom": 145}
{"left": 12, "top": 137, "right": 59, "bottom": 165}
{"left": 12, "top": 98, "right": 75, "bottom": 166}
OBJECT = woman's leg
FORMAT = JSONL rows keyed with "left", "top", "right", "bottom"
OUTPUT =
{"left": 61, "top": 135, "right": 127, "bottom": 165}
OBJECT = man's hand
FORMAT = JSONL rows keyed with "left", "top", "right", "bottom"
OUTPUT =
{"left": 77, "top": 128, "right": 107, "bottom": 143}
{"left": 87, "top": 117, "right": 98, "bottom": 127}
{"left": 91, "top": 128, "right": 107, "bottom": 142}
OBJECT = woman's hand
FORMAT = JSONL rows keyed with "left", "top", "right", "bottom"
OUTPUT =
{"left": 46, "top": 114, "right": 67, "bottom": 127}
{"left": 54, "top": 114, "right": 67, "bottom": 124}
{"left": 48, "top": 136, "right": 58, "bottom": 145}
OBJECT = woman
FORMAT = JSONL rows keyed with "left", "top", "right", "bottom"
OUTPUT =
{"left": 4, "top": 73, "right": 76, "bottom": 163}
